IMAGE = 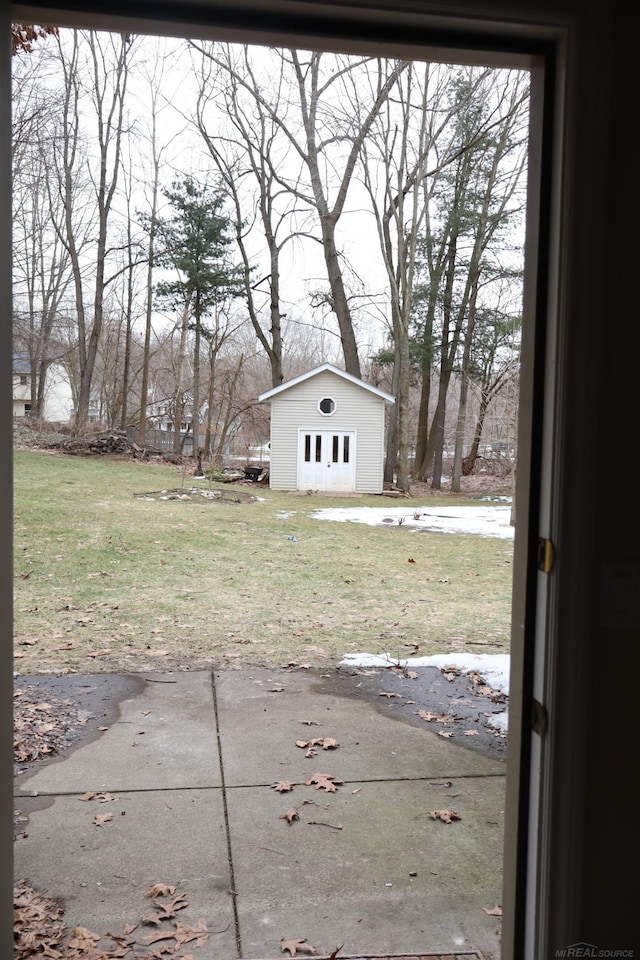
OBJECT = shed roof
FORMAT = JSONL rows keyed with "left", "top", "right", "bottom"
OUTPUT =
{"left": 258, "top": 363, "right": 395, "bottom": 404}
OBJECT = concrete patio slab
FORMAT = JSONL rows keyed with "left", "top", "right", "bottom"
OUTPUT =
{"left": 213, "top": 670, "right": 504, "bottom": 787}
{"left": 14, "top": 669, "right": 505, "bottom": 960}
{"left": 15, "top": 670, "right": 221, "bottom": 796}
{"left": 227, "top": 777, "right": 503, "bottom": 959}
{"left": 14, "top": 787, "right": 238, "bottom": 959}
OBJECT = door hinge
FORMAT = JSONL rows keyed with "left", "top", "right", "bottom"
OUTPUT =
{"left": 532, "top": 698, "right": 548, "bottom": 736}
{"left": 537, "top": 537, "right": 554, "bottom": 573}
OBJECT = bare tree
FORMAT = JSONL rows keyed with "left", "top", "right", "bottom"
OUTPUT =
{"left": 112, "top": 147, "right": 142, "bottom": 429}
{"left": 361, "top": 61, "right": 453, "bottom": 491}
{"left": 285, "top": 51, "right": 409, "bottom": 377}
{"left": 191, "top": 43, "right": 302, "bottom": 387}
{"left": 191, "top": 45, "right": 409, "bottom": 378}
{"left": 458, "top": 295, "right": 522, "bottom": 480}
{"left": 49, "top": 30, "right": 133, "bottom": 434}
{"left": 12, "top": 39, "right": 84, "bottom": 421}
{"left": 13, "top": 133, "right": 75, "bottom": 419}
{"left": 136, "top": 40, "right": 185, "bottom": 442}
{"left": 412, "top": 67, "right": 529, "bottom": 487}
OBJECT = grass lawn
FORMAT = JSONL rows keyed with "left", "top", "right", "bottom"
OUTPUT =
{"left": 13, "top": 449, "right": 514, "bottom": 675}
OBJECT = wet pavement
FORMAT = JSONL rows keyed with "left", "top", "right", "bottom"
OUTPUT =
{"left": 14, "top": 667, "right": 506, "bottom": 959}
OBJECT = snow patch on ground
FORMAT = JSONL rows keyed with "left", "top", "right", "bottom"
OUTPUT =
{"left": 311, "top": 504, "right": 514, "bottom": 538}
{"left": 340, "top": 650, "right": 510, "bottom": 733}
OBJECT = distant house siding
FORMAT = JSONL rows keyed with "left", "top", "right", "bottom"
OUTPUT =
{"left": 12, "top": 361, "right": 73, "bottom": 422}
{"left": 43, "top": 364, "right": 74, "bottom": 422}
{"left": 13, "top": 375, "right": 31, "bottom": 417}
{"left": 269, "top": 369, "right": 387, "bottom": 493}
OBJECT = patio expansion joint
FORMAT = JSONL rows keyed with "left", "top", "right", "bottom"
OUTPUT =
{"left": 251, "top": 953, "right": 487, "bottom": 960}
{"left": 211, "top": 670, "right": 243, "bottom": 959}
{"left": 221, "top": 771, "right": 506, "bottom": 791}
{"left": 13, "top": 783, "right": 225, "bottom": 799}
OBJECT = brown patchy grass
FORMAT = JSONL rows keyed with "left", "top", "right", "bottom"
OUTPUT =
{"left": 13, "top": 449, "right": 514, "bottom": 675}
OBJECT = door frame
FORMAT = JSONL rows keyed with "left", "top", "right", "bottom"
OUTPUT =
{"left": 3, "top": 3, "right": 587, "bottom": 956}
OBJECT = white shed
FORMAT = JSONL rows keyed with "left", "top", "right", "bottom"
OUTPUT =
{"left": 258, "top": 363, "right": 395, "bottom": 494}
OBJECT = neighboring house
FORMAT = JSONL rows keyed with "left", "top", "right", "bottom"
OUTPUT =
{"left": 145, "top": 395, "right": 205, "bottom": 453}
{"left": 146, "top": 397, "right": 185, "bottom": 433}
{"left": 258, "top": 363, "right": 395, "bottom": 494}
{"left": 12, "top": 354, "right": 74, "bottom": 423}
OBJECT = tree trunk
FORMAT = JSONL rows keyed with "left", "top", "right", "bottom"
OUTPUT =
{"left": 451, "top": 274, "right": 479, "bottom": 491}
{"left": 383, "top": 358, "right": 400, "bottom": 485}
{"left": 172, "top": 303, "right": 189, "bottom": 454}
{"left": 319, "top": 222, "right": 361, "bottom": 377}
{"left": 192, "top": 292, "right": 201, "bottom": 468}
{"left": 71, "top": 32, "right": 130, "bottom": 434}
{"left": 463, "top": 398, "right": 489, "bottom": 475}
{"left": 119, "top": 203, "right": 135, "bottom": 430}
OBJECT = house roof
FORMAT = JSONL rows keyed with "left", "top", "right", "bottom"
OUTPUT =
{"left": 258, "top": 363, "right": 395, "bottom": 404}
{"left": 13, "top": 353, "right": 30, "bottom": 374}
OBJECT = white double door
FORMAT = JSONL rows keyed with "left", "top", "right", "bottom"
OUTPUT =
{"left": 297, "top": 430, "right": 356, "bottom": 492}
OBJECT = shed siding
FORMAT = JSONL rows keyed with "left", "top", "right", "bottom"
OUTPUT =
{"left": 268, "top": 370, "right": 387, "bottom": 492}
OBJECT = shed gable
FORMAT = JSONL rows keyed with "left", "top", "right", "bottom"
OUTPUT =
{"left": 261, "top": 366, "right": 393, "bottom": 494}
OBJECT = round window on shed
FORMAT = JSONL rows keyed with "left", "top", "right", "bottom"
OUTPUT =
{"left": 318, "top": 397, "right": 336, "bottom": 415}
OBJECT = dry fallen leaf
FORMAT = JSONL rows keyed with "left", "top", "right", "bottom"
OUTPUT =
{"left": 483, "top": 904, "right": 503, "bottom": 917}
{"left": 80, "top": 791, "right": 119, "bottom": 803}
{"left": 14, "top": 880, "right": 66, "bottom": 960}
{"left": 420, "top": 710, "right": 452, "bottom": 725}
{"left": 146, "top": 882, "right": 176, "bottom": 899}
{"left": 93, "top": 813, "right": 113, "bottom": 826}
{"left": 442, "top": 664, "right": 460, "bottom": 680}
{"left": 305, "top": 737, "right": 339, "bottom": 750}
{"left": 143, "top": 927, "right": 178, "bottom": 945}
{"left": 142, "top": 892, "right": 188, "bottom": 925}
{"left": 305, "top": 772, "right": 344, "bottom": 793}
{"left": 418, "top": 710, "right": 439, "bottom": 722}
{"left": 272, "top": 780, "right": 294, "bottom": 793}
{"left": 174, "top": 917, "right": 210, "bottom": 948}
{"left": 103, "top": 930, "right": 136, "bottom": 955}
{"left": 68, "top": 926, "right": 101, "bottom": 950}
{"left": 279, "top": 808, "right": 300, "bottom": 824}
{"left": 281, "top": 937, "right": 317, "bottom": 956}
{"left": 428, "top": 809, "right": 461, "bottom": 823}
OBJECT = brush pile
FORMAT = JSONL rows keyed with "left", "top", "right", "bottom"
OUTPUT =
{"left": 46, "top": 430, "right": 160, "bottom": 458}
